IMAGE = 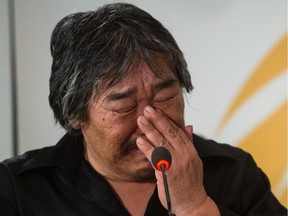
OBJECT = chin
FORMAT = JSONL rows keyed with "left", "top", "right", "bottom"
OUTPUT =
{"left": 116, "top": 149, "right": 156, "bottom": 182}
{"left": 132, "top": 167, "right": 156, "bottom": 183}
{"left": 124, "top": 160, "right": 156, "bottom": 183}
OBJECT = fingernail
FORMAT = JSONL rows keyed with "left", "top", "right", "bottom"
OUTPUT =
{"left": 145, "top": 106, "right": 155, "bottom": 113}
{"left": 136, "top": 137, "right": 145, "bottom": 146}
{"left": 139, "top": 116, "right": 149, "bottom": 125}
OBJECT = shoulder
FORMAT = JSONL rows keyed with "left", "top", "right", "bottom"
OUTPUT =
{"left": 1, "top": 146, "right": 55, "bottom": 174}
{"left": 0, "top": 133, "right": 82, "bottom": 176}
{"left": 0, "top": 147, "right": 58, "bottom": 212}
{"left": 193, "top": 134, "right": 250, "bottom": 161}
{"left": 193, "top": 134, "right": 261, "bottom": 181}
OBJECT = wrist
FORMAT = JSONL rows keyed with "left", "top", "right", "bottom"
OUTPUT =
{"left": 175, "top": 196, "right": 220, "bottom": 216}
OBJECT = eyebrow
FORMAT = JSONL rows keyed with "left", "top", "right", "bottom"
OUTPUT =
{"left": 106, "top": 88, "right": 138, "bottom": 101}
{"left": 105, "top": 78, "right": 178, "bottom": 101}
{"left": 153, "top": 79, "right": 177, "bottom": 92}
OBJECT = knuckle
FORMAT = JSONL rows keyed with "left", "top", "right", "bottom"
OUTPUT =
{"left": 168, "top": 126, "right": 182, "bottom": 138}
{"left": 160, "top": 138, "right": 170, "bottom": 147}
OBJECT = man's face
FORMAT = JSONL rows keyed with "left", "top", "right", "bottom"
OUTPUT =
{"left": 81, "top": 60, "right": 185, "bottom": 183}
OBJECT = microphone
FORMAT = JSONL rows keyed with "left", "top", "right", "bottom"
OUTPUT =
{"left": 151, "top": 147, "right": 174, "bottom": 216}
{"left": 151, "top": 146, "right": 172, "bottom": 171}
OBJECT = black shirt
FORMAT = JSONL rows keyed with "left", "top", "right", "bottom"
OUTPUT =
{"left": 0, "top": 133, "right": 286, "bottom": 215}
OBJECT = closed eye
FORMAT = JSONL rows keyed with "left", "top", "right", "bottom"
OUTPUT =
{"left": 154, "top": 95, "right": 176, "bottom": 104}
{"left": 113, "top": 105, "right": 137, "bottom": 114}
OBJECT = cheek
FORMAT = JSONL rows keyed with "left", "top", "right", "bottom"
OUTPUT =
{"left": 87, "top": 115, "right": 137, "bottom": 148}
{"left": 161, "top": 96, "right": 185, "bottom": 126}
{"left": 84, "top": 102, "right": 139, "bottom": 146}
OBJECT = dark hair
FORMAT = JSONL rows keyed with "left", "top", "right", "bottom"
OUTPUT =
{"left": 49, "top": 2, "right": 193, "bottom": 134}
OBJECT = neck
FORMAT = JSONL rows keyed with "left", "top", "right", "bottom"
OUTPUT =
{"left": 108, "top": 180, "right": 156, "bottom": 216}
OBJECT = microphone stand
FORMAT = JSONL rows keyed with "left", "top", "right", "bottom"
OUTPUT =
{"left": 161, "top": 164, "right": 174, "bottom": 216}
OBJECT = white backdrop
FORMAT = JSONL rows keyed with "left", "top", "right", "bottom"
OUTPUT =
{"left": 1, "top": 0, "right": 286, "bottom": 206}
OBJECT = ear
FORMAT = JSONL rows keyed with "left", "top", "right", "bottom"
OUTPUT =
{"left": 68, "top": 117, "right": 81, "bottom": 129}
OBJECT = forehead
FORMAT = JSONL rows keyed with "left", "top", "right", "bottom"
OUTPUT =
{"left": 96, "top": 58, "right": 177, "bottom": 97}
{"left": 118, "top": 61, "right": 175, "bottom": 85}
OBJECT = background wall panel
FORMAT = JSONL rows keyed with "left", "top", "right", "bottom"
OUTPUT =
{"left": 0, "top": 0, "right": 13, "bottom": 161}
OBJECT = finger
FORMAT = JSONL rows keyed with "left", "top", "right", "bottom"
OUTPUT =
{"left": 143, "top": 106, "right": 191, "bottom": 149}
{"left": 184, "top": 125, "right": 193, "bottom": 140}
{"left": 136, "top": 135, "right": 154, "bottom": 163}
{"left": 137, "top": 115, "right": 171, "bottom": 148}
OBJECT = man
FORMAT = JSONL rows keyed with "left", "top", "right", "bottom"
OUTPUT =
{"left": 0, "top": 3, "right": 286, "bottom": 216}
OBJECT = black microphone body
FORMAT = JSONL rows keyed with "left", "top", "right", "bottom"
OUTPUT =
{"left": 151, "top": 147, "right": 174, "bottom": 216}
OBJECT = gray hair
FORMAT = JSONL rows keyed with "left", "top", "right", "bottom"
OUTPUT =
{"left": 49, "top": 3, "right": 193, "bottom": 134}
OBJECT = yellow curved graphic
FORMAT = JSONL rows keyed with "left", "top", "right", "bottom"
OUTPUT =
{"left": 238, "top": 102, "right": 287, "bottom": 206}
{"left": 218, "top": 34, "right": 287, "bottom": 131}
{"left": 216, "top": 33, "right": 287, "bottom": 207}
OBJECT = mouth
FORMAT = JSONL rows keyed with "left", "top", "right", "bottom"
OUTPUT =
{"left": 120, "top": 140, "right": 139, "bottom": 155}
{"left": 123, "top": 143, "right": 150, "bottom": 161}
{"left": 119, "top": 140, "right": 151, "bottom": 165}
{"left": 128, "top": 147, "right": 146, "bottom": 158}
